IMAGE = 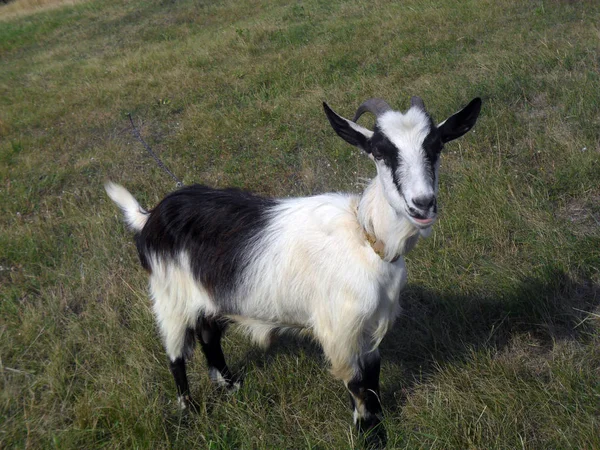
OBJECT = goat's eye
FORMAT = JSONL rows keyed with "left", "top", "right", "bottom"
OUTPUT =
{"left": 371, "top": 147, "right": 383, "bottom": 160}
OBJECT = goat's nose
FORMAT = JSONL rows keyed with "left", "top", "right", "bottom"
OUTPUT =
{"left": 412, "top": 195, "right": 435, "bottom": 210}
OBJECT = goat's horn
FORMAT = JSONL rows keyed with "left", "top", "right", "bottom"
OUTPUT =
{"left": 411, "top": 96, "right": 425, "bottom": 110}
{"left": 352, "top": 98, "right": 392, "bottom": 122}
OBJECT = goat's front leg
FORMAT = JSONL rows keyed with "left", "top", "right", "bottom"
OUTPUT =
{"left": 345, "top": 350, "right": 386, "bottom": 447}
{"left": 319, "top": 324, "right": 387, "bottom": 447}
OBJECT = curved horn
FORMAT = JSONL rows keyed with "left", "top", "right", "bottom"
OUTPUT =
{"left": 352, "top": 98, "right": 392, "bottom": 122}
{"left": 411, "top": 96, "right": 425, "bottom": 110}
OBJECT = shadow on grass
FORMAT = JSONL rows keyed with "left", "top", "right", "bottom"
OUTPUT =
{"left": 379, "top": 268, "right": 600, "bottom": 411}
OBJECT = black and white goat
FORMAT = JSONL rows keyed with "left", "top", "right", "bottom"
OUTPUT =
{"left": 106, "top": 96, "right": 481, "bottom": 440}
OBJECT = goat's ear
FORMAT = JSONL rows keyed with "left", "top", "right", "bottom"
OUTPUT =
{"left": 323, "top": 102, "right": 373, "bottom": 152}
{"left": 438, "top": 97, "right": 482, "bottom": 143}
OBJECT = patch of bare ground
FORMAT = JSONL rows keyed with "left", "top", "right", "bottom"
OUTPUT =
{"left": 0, "top": 0, "right": 87, "bottom": 19}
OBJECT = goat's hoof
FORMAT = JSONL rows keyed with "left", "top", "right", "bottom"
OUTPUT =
{"left": 209, "top": 367, "right": 242, "bottom": 393}
{"left": 357, "top": 417, "right": 387, "bottom": 449}
{"left": 218, "top": 378, "right": 242, "bottom": 395}
{"left": 177, "top": 395, "right": 201, "bottom": 413}
{"left": 226, "top": 379, "right": 242, "bottom": 393}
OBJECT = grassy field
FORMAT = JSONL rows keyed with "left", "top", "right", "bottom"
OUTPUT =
{"left": 1, "top": 0, "right": 599, "bottom": 448}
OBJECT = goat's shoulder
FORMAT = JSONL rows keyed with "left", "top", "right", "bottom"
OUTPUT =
{"left": 265, "top": 193, "right": 383, "bottom": 270}
{"left": 270, "top": 193, "right": 362, "bottom": 238}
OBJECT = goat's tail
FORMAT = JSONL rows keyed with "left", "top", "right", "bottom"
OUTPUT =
{"left": 104, "top": 182, "right": 149, "bottom": 231}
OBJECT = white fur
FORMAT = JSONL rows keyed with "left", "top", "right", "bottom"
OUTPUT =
{"left": 209, "top": 367, "right": 228, "bottom": 386}
{"left": 148, "top": 253, "right": 218, "bottom": 360}
{"left": 177, "top": 395, "right": 188, "bottom": 410}
{"left": 233, "top": 193, "right": 410, "bottom": 379}
{"left": 105, "top": 182, "right": 149, "bottom": 231}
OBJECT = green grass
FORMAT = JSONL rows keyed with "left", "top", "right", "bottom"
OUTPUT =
{"left": 1, "top": 0, "right": 599, "bottom": 448}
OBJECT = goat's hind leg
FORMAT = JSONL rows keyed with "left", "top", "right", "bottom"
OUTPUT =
{"left": 197, "top": 316, "right": 239, "bottom": 391}
{"left": 162, "top": 322, "right": 200, "bottom": 412}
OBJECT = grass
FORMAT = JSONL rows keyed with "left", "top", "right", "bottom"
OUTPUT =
{"left": 1, "top": 0, "right": 599, "bottom": 448}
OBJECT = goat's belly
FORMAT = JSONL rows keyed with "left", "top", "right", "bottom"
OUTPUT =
{"left": 223, "top": 263, "right": 408, "bottom": 351}
{"left": 225, "top": 294, "right": 313, "bottom": 347}
{"left": 233, "top": 258, "right": 407, "bottom": 329}
{"left": 231, "top": 287, "right": 314, "bottom": 328}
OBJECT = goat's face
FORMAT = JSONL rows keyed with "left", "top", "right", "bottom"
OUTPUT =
{"left": 324, "top": 97, "right": 481, "bottom": 229}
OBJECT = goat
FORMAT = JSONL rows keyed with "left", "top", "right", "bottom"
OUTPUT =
{"left": 106, "top": 96, "right": 481, "bottom": 443}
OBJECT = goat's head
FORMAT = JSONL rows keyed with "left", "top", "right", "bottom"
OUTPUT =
{"left": 324, "top": 96, "right": 481, "bottom": 229}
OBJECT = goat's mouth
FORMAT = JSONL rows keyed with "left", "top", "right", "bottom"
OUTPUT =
{"left": 412, "top": 216, "right": 435, "bottom": 226}
{"left": 400, "top": 192, "right": 437, "bottom": 228}
{"left": 406, "top": 211, "right": 436, "bottom": 228}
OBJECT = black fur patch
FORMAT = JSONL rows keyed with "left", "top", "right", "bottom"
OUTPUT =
{"left": 347, "top": 350, "right": 386, "bottom": 445}
{"left": 422, "top": 121, "right": 443, "bottom": 180}
{"left": 323, "top": 102, "right": 369, "bottom": 151}
{"left": 370, "top": 127, "right": 402, "bottom": 188}
{"left": 197, "top": 316, "right": 234, "bottom": 386}
{"left": 169, "top": 357, "right": 190, "bottom": 396}
{"left": 135, "top": 184, "right": 277, "bottom": 307}
{"left": 347, "top": 351, "right": 382, "bottom": 419}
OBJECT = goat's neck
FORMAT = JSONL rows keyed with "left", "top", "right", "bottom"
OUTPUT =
{"left": 357, "top": 177, "right": 421, "bottom": 261}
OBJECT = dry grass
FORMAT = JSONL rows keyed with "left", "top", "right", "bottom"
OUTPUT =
{"left": 0, "top": 0, "right": 87, "bottom": 20}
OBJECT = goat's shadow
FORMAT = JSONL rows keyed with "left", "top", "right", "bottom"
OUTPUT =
{"left": 379, "top": 269, "right": 599, "bottom": 411}
{"left": 231, "top": 268, "right": 599, "bottom": 412}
